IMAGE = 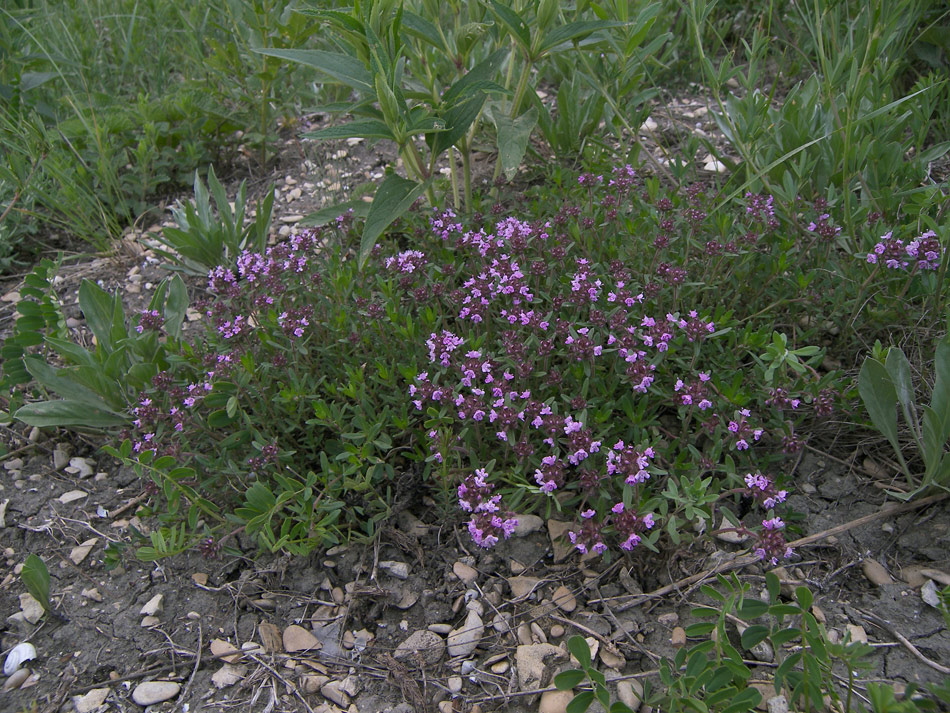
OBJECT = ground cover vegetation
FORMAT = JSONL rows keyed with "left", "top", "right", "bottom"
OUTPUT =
{"left": 2, "top": 0, "right": 950, "bottom": 709}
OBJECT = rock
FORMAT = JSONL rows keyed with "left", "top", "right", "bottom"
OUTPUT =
{"left": 3, "top": 667, "right": 31, "bottom": 691}
{"left": 331, "top": 586, "right": 345, "bottom": 605}
{"left": 1, "top": 290, "right": 21, "bottom": 303}
{"left": 846, "top": 624, "right": 868, "bottom": 644}
{"left": 510, "top": 559, "right": 526, "bottom": 574}
{"left": 302, "top": 674, "right": 329, "bottom": 694}
{"left": 211, "top": 664, "right": 245, "bottom": 688}
{"left": 321, "top": 679, "right": 349, "bottom": 707}
{"left": 539, "top": 690, "right": 575, "bottom": 713}
{"left": 657, "top": 612, "right": 678, "bottom": 627}
{"left": 192, "top": 572, "right": 208, "bottom": 586}
{"left": 551, "top": 585, "right": 577, "bottom": 613}
{"left": 518, "top": 623, "right": 533, "bottom": 646}
{"left": 379, "top": 560, "right": 409, "bottom": 580}
{"left": 549, "top": 624, "right": 565, "bottom": 638}
{"left": 490, "top": 660, "right": 510, "bottom": 674}
{"left": 53, "top": 445, "right": 70, "bottom": 470}
{"left": 671, "top": 627, "right": 687, "bottom": 648}
{"left": 617, "top": 679, "right": 644, "bottom": 712}
{"left": 515, "top": 643, "right": 567, "bottom": 692}
{"left": 340, "top": 675, "right": 361, "bottom": 697}
{"left": 70, "top": 538, "right": 98, "bottom": 565}
{"left": 716, "top": 516, "right": 749, "bottom": 544}
{"left": 767, "top": 695, "right": 789, "bottom": 713}
{"left": 448, "top": 676, "right": 463, "bottom": 694}
{"left": 920, "top": 567, "right": 950, "bottom": 586}
{"left": 531, "top": 622, "right": 548, "bottom": 644}
{"left": 283, "top": 625, "right": 321, "bottom": 652}
{"left": 640, "top": 117, "right": 658, "bottom": 132}
{"left": 508, "top": 576, "right": 542, "bottom": 599}
{"left": 547, "top": 520, "right": 574, "bottom": 562}
{"left": 922, "top": 579, "right": 941, "bottom": 607}
{"left": 599, "top": 644, "right": 625, "bottom": 670}
{"left": 447, "top": 609, "right": 484, "bottom": 657}
{"left": 453, "top": 562, "right": 479, "bottom": 585}
{"left": 58, "top": 490, "right": 88, "bottom": 504}
{"left": 394, "top": 630, "right": 445, "bottom": 665}
{"left": 131, "top": 681, "right": 181, "bottom": 706}
{"left": 513, "top": 514, "right": 544, "bottom": 536}
{"left": 259, "top": 622, "right": 283, "bottom": 652}
{"left": 19, "top": 592, "right": 45, "bottom": 624}
{"left": 140, "top": 616, "right": 160, "bottom": 628}
{"left": 861, "top": 559, "right": 893, "bottom": 586}
{"left": 139, "top": 594, "right": 164, "bottom": 616}
{"left": 72, "top": 687, "right": 111, "bottom": 713}
{"left": 210, "top": 639, "right": 241, "bottom": 664}
{"left": 81, "top": 588, "right": 103, "bottom": 602}
{"left": 428, "top": 623, "right": 453, "bottom": 635}
{"left": 68, "top": 457, "right": 95, "bottom": 478}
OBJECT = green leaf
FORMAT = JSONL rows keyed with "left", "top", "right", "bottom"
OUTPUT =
{"left": 360, "top": 174, "right": 431, "bottom": 268}
{"left": 21, "top": 554, "right": 50, "bottom": 613}
{"left": 554, "top": 669, "right": 586, "bottom": 690}
{"left": 78, "top": 279, "right": 124, "bottom": 354}
{"left": 303, "top": 119, "right": 396, "bottom": 141}
{"left": 163, "top": 275, "right": 188, "bottom": 340}
{"left": 401, "top": 11, "right": 444, "bottom": 49}
{"left": 567, "top": 691, "right": 594, "bottom": 713}
{"left": 795, "top": 586, "right": 813, "bottom": 611}
{"left": 740, "top": 625, "right": 770, "bottom": 650}
{"left": 494, "top": 107, "right": 538, "bottom": 180}
{"left": 301, "top": 199, "right": 371, "bottom": 227}
{"left": 721, "top": 686, "right": 761, "bottom": 713}
{"left": 685, "top": 622, "right": 716, "bottom": 637}
{"left": 859, "top": 357, "right": 901, "bottom": 453}
{"left": 567, "top": 635, "right": 591, "bottom": 669}
{"left": 488, "top": 0, "right": 531, "bottom": 51}
{"left": 253, "top": 49, "right": 373, "bottom": 93}
{"left": 884, "top": 348, "right": 914, "bottom": 408}
{"left": 736, "top": 598, "right": 769, "bottom": 620}
{"left": 538, "top": 20, "right": 622, "bottom": 55}
{"left": 14, "top": 399, "right": 128, "bottom": 428}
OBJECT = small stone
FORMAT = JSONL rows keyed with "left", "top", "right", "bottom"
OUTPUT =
{"left": 3, "top": 458, "right": 23, "bottom": 471}
{"left": 518, "top": 623, "right": 533, "bottom": 646}
{"left": 547, "top": 520, "right": 574, "bottom": 562}
{"left": 453, "top": 562, "right": 479, "bottom": 585}
{"left": 767, "top": 695, "right": 789, "bottom": 713}
{"left": 920, "top": 568, "right": 950, "bottom": 586}
{"left": 139, "top": 594, "right": 164, "bottom": 616}
{"left": 140, "top": 616, "right": 160, "bottom": 627}
{"left": 394, "top": 630, "right": 445, "bottom": 665}
{"left": 428, "top": 623, "right": 453, "bottom": 635}
{"left": 508, "top": 576, "right": 542, "bottom": 599}
{"left": 716, "top": 516, "right": 749, "bottom": 544}
{"left": 549, "top": 624, "right": 565, "bottom": 638}
{"left": 448, "top": 676, "right": 463, "bottom": 693}
{"left": 259, "top": 622, "right": 283, "bottom": 652}
{"left": 671, "top": 627, "right": 687, "bottom": 648}
{"left": 512, "top": 514, "right": 544, "bottom": 536}
{"left": 490, "top": 660, "right": 510, "bottom": 674}
{"left": 58, "top": 490, "right": 88, "bottom": 504}
{"left": 846, "top": 624, "right": 868, "bottom": 645}
{"left": 551, "top": 585, "right": 577, "bottom": 613}
{"left": 657, "top": 612, "right": 679, "bottom": 626}
{"left": 70, "top": 538, "right": 98, "bottom": 565}
{"left": 379, "top": 560, "right": 409, "bottom": 580}
{"left": 302, "top": 674, "right": 329, "bottom": 694}
{"left": 131, "top": 681, "right": 181, "bottom": 706}
{"left": 862, "top": 559, "right": 893, "bottom": 586}
{"left": 1, "top": 290, "right": 21, "bottom": 303}
{"left": 280, "top": 214, "right": 305, "bottom": 224}
{"left": 19, "top": 592, "right": 44, "bottom": 624}
{"left": 599, "top": 644, "right": 625, "bottom": 669}
{"left": 68, "top": 457, "right": 95, "bottom": 478}
{"left": 3, "top": 667, "right": 31, "bottom": 691}
{"left": 283, "top": 625, "right": 321, "bottom": 652}
{"left": 811, "top": 605, "right": 826, "bottom": 624}
{"left": 331, "top": 586, "right": 345, "bottom": 605}
{"left": 640, "top": 117, "right": 658, "bottom": 132}
{"left": 81, "top": 588, "right": 103, "bottom": 602}
{"left": 210, "top": 639, "right": 242, "bottom": 664}
{"left": 922, "top": 579, "right": 941, "bottom": 607}
{"left": 617, "top": 679, "right": 644, "bottom": 712}
{"left": 439, "top": 702, "right": 454, "bottom": 713}
{"left": 212, "top": 664, "right": 245, "bottom": 688}
{"left": 192, "top": 572, "right": 208, "bottom": 586}
{"left": 539, "top": 690, "right": 575, "bottom": 713}
{"left": 515, "top": 643, "right": 567, "bottom": 692}
{"left": 342, "top": 630, "right": 356, "bottom": 649}
{"left": 447, "top": 610, "right": 484, "bottom": 657}
{"left": 509, "top": 559, "right": 526, "bottom": 575}
{"left": 72, "top": 687, "right": 111, "bottom": 713}
{"left": 53, "top": 445, "right": 70, "bottom": 470}
{"left": 321, "top": 679, "right": 349, "bottom": 707}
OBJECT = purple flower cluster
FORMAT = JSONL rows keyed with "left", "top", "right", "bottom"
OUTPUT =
{"left": 865, "top": 230, "right": 943, "bottom": 271}
{"left": 135, "top": 309, "right": 164, "bottom": 334}
{"left": 458, "top": 468, "right": 518, "bottom": 548}
{"left": 755, "top": 517, "right": 793, "bottom": 566}
{"left": 568, "top": 502, "right": 657, "bottom": 555}
{"left": 744, "top": 472, "right": 788, "bottom": 509}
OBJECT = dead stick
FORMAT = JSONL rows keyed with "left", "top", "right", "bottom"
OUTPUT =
{"left": 591, "top": 492, "right": 949, "bottom": 611}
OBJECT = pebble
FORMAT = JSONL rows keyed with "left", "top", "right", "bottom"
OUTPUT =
{"left": 617, "top": 679, "right": 644, "bottom": 712}
{"left": 331, "top": 586, "right": 345, "bottom": 605}
{"left": 302, "top": 674, "right": 328, "bottom": 694}
{"left": 72, "top": 687, "right": 111, "bottom": 713}
{"left": 3, "top": 667, "right": 31, "bottom": 691}
{"left": 58, "top": 490, "right": 88, "bottom": 504}
{"left": 139, "top": 594, "right": 164, "bottom": 617}
{"left": 321, "top": 679, "right": 349, "bottom": 707}
{"left": 549, "top": 624, "right": 565, "bottom": 638}
{"left": 530, "top": 621, "right": 547, "bottom": 644}
{"left": 394, "top": 630, "right": 445, "bottom": 665}
{"left": 428, "top": 623, "right": 453, "bottom": 635}
{"left": 447, "top": 610, "right": 484, "bottom": 657}
{"left": 862, "top": 559, "right": 894, "bottom": 586}
{"left": 508, "top": 576, "right": 542, "bottom": 599}
{"left": 551, "top": 585, "right": 577, "bottom": 613}
{"left": 19, "top": 592, "right": 45, "bottom": 624}
{"left": 846, "top": 624, "right": 868, "bottom": 644}
{"left": 68, "top": 457, "right": 95, "bottom": 478}
{"left": 509, "top": 559, "right": 526, "bottom": 575}
{"left": 547, "top": 520, "right": 575, "bottom": 562}
{"left": 210, "top": 639, "right": 242, "bottom": 664}
{"left": 379, "top": 560, "right": 410, "bottom": 580}
{"left": 671, "top": 627, "right": 687, "bottom": 648}
{"left": 283, "top": 625, "right": 321, "bottom": 652}
{"left": 767, "top": 695, "right": 789, "bottom": 713}
{"left": 517, "top": 623, "right": 533, "bottom": 646}
{"left": 70, "top": 538, "right": 98, "bottom": 565}
{"left": 539, "top": 690, "right": 575, "bottom": 713}
{"left": 447, "top": 676, "right": 463, "bottom": 693}
{"left": 131, "top": 681, "right": 180, "bottom": 706}
{"left": 512, "top": 514, "right": 544, "bottom": 536}
{"left": 599, "top": 644, "right": 625, "bottom": 669}
{"left": 211, "top": 664, "right": 245, "bottom": 688}
{"left": 490, "top": 660, "right": 510, "bottom": 674}
{"left": 140, "top": 616, "right": 160, "bottom": 627}
{"left": 439, "top": 702, "right": 454, "bottom": 713}
{"left": 453, "top": 562, "right": 479, "bottom": 585}
{"left": 259, "top": 622, "right": 283, "bottom": 652}
{"left": 515, "top": 643, "right": 567, "bottom": 692}
{"left": 53, "top": 445, "right": 70, "bottom": 470}
{"left": 657, "top": 612, "right": 679, "bottom": 626}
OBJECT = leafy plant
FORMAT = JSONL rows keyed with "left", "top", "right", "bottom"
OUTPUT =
{"left": 20, "top": 554, "right": 51, "bottom": 616}
{"left": 858, "top": 336, "right": 950, "bottom": 495}
{"left": 555, "top": 635, "right": 639, "bottom": 713}
{"left": 11, "top": 275, "right": 188, "bottom": 429}
{"left": 154, "top": 166, "right": 275, "bottom": 275}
